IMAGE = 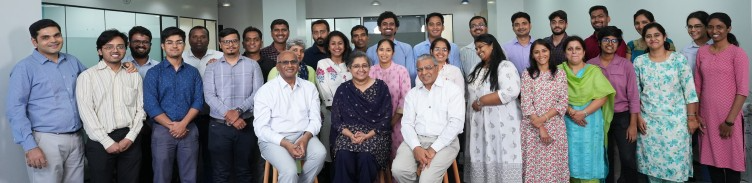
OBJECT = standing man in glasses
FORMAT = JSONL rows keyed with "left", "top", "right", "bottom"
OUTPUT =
{"left": 204, "top": 28, "right": 264, "bottom": 182}
{"left": 367, "top": 11, "right": 416, "bottom": 86}
{"left": 144, "top": 27, "right": 204, "bottom": 183}
{"left": 77, "top": 29, "right": 145, "bottom": 183}
{"left": 254, "top": 51, "right": 326, "bottom": 183}
{"left": 413, "top": 13, "right": 461, "bottom": 69}
{"left": 460, "top": 16, "right": 489, "bottom": 76}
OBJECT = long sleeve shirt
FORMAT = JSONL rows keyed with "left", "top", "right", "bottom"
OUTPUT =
{"left": 315, "top": 58, "right": 351, "bottom": 106}
{"left": 367, "top": 39, "right": 416, "bottom": 86}
{"left": 587, "top": 56, "right": 641, "bottom": 113}
{"left": 412, "top": 39, "right": 462, "bottom": 69}
{"left": 502, "top": 37, "right": 534, "bottom": 75}
{"left": 76, "top": 61, "right": 145, "bottom": 149}
{"left": 253, "top": 77, "right": 322, "bottom": 145}
{"left": 203, "top": 56, "right": 264, "bottom": 120}
{"left": 6, "top": 50, "right": 87, "bottom": 151}
{"left": 401, "top": 79, "right": 465, "bottom": 152}
{"left": 459, "top": 43, "right": 481, "bottom": 77}
{"left": 143, "top": 60, "right": 204, "bottom": 122}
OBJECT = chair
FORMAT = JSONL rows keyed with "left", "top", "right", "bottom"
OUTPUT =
{"left": 263, "top": 160, "right": 319, "bottom": 183}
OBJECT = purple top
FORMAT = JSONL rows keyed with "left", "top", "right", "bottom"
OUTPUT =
{"left": 502, "top": 37, "right": 533, "bottom": 75}
{"left": 587, "top": 55, "right": 640, "bottom": 113}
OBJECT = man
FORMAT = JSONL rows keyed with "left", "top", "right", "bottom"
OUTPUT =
{"left": 125, "top": 26, "right": 160, "bottom": 78}
{"left": 243, "top": 26, "right": 277, "bottom": 82}
{"left": 302, "top": 19, "right": 330, "bottom": 67}
{"left": 413, "top": 13, "right": 462, "bottom": 70}
{"left": 350, "top": 25, "right": 369, "bottom": 52}
{"left": 143, "top": 27, "right": 204, "bottom": 183}
{"left": 460, "top": 16, "right": 488, "bottom": 76}
{"left": 585, "top": 5, "right": 627, "bottom": 61}
{"left": 543, "top": 10, "right": 570, "bottom": 67}
{"left": 204, "top": 28, "right": 264, "bottom": 183}
{"left": 260, "top": 19, "right": 290, "bottom": 62}
{"left": 184, "top": 26, "right": 224, "bottom": 77}
{"left": 502, "top": 12, "right": 534, "bottom": 74}
{"left": 6, "top": 19, "right": 87, "bottom": 183}
{"left": 367, "top": 11, "right": 416, "bottom": 86}
{"left": 76, "top": 29, "right": 145, "bottom": 183}
{"left": 392, "top": 55, "right": 464, "bottom": 182}
{"left": 253, "top": 51, "right": 326, "bottom": 183}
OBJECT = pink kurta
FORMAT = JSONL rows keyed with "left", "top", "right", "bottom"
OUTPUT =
{"left": 370, "top": 62, "right": 411, "bottom": 158}
{"left": 695, "top": 45, "right": 749, "bottom": 171}
{"left": 520, "top": 69, "right": 570, "bottom": 182}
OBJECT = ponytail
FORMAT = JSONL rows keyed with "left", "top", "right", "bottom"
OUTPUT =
{"left": 728, "top": 33, "right": 739, "bottom": 46}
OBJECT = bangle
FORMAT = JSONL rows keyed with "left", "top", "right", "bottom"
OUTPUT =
{"left": 476, "top": 98, "right": 483, "bottom": 107}
{"left": 583, "top": 111, "right": 589, "bottom": 117}
{"left": 725, "top": 121, "right": 734, "bottom": 126}
{"left": 687, "top": 113, "right": 697, "bottom": 116}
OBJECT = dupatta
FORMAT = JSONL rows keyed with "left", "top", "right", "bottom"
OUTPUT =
{"left": 560, "top": 63, "right": 616, "bottom": 146}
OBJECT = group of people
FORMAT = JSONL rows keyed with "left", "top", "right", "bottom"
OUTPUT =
{"left": 5, "top": 5, "right": 748, "bottom": 183}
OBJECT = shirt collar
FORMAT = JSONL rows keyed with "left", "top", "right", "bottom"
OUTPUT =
{"left": 592, "top": 55, "right": 627, "bottom": 68}
{"left": 95, "top": 60, "right": 126, "bottom": 70}
{"left": 125, "top": 56, "right": 158, "bottom": 66}
{"left": 186, "top": 49, "right": 218, "bottom": 59}
{"left": 514, "top": 36, "right": 533, "bottom": 45}
{"left": 418, "top": 75, "right": 446, "bottom": 90}
{"left": 161, "top": 59, "right": 186, "bottom": 68}
{"left": 691, "top": 40, "right": 714, "bottom": 48}
{"left": 31, "top": 49, "right": 65, "bottom": 65}
{"left": 275, "top": 74, "right": 302, "bottom": 89}
{"left": 219, "top": 55, "right": 250, "bottom": 63}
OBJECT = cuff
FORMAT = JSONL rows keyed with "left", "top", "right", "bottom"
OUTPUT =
{"left": 125, "top": 130, "right": 140, "bottom": 142}
{"left": 430, "top": 141, "right": 447, "bottom": 152}
{"left": 99, "top": 137, "right": 117, "bottom": 150}
{"left": 21, "top": 138, "right": 39, "bottom": 152}
{"left": 271, "top": 134, "right": 286, "bottom": 146}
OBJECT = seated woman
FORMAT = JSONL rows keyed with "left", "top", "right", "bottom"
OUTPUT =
{"left": 330, "top": 51, "right": 392, "bottom": 183}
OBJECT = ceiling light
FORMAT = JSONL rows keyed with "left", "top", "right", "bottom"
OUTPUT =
{"left": 221, "top": 0, "right": 231, "bottom": 7}
{"left": 487, "top": 0, "right": 495, "bottom": 4}
{"left": 371, "top": 0, "right": 381, "bottom": 6}
{"left": 461, "top": 0, "right": 469, "bottom": 5}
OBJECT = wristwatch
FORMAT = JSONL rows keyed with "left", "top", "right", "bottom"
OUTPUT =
{"left": 724, "top": 121, "right": 734, "bottom": 126}
{"left": 234, "top": 107, "right": 243, "bottom": 114}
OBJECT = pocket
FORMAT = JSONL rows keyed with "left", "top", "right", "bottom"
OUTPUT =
{"left": 122, "top": 86, "right": 138, "bottom": 106}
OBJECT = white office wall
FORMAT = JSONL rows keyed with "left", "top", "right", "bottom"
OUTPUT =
{"left": 218, "top": 0, "right": 264, "bottom": 36}
{"left": 0, "top": 1, "right": 42, "bottom": 183}
{"left": 306, "top": 0, "right": 487, "bottom": 47}
{"left": 43, "top": 0, "right": 218, "bottom": 20}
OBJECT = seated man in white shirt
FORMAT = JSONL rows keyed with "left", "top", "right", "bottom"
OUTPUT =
{"left": 253, "top": 51, "right": 326, "bottom": 183}
{"left": 392, "top": 55, "right": 465, "bottom": 183}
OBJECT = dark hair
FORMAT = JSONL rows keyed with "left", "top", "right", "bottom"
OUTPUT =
{"left": 128, "top": 26, "right": 152, "bottom": 41}
{"left": 430, "top": 38, "right": 451, "bottom": 64}
{"left": 686, "top": 11, "right": 709, "bottom": 26}
{"left": 28, "top": 19, "right": 61, "bottom": 39}
{"left": 270, "top": 19, "right": 289, "bottom": 31}
{"left": 548, "top": 10, "right": 568, "bottom": 22}
{"left": 96, "top": 29, "right": 128, "bottom": 60}
{"left": 633, "top": 9, "right": 655, "bottom": 22}
{"left": 350, "top": 25, "right": 368, "bottom": 37}
{"left": 324, "top": 31, "right": 352, "bottom": 59}
{"left": 597, "top": 26, "right": 624, "bottom": 46}
{"left": 160, "top": 27, "right": 186, "bottom": 43}
{"left": 243, "top": 26, "right": 262, "bottom": 40}
{"left": 189, "top": 26, "right": 210, "bottom": 39}
{"left": 640, "top": 22, "right": 671, "bottom": 52}
{"left": 311, "top": 19, "right": 330, "bottom": 32}
{"left": 511, "top": 12, "right": 531, "bottom": 24}
{"left": 563, "top": 36, "right": 586, "bottom": 62}
{"left": 469, "top": 16, "right": 487, "bottom": 28}
{"left": 589, "top": 5, "right": 609, "bottom": 16}
{"left": 377, "top": 11, "right": 400, "bottom": 27}
{"left": 708, "top": 12, "right": 739, "bottom": 46}
{"left": 376, "top": 38, "right": 395, "bottom": 52}
{"left": 346, "top": 51, "right": 371, "bottom": 68}
{"left": 218, "top": 28, "right": 239, "bottom": 40}
{"left": 468, "top": 34, "right": 507, "bottom": 91}
{"left": 426, "top": 12, "right": 444, "bottom": 24}
{"left": 527, "top": 39, "right": 558, "bottom": 80}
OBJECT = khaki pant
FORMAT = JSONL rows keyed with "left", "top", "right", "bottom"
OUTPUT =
{"left": 391, "top": 136, "right": 459, "bottom": 183}
{"left": 27, "top": 132, "right": 84, "bottom": 183}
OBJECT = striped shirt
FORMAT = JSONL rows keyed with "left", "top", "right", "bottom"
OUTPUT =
{"left": 203, "top": 56, "right": 264, "bottom": 120}
{"left": 76, "top": 61, "right": 145, "bottom": 149}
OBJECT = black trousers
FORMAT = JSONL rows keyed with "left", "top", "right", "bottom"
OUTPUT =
{"left": 606, "top": 111, "right": 641, "bottom": 183}
{"left": 85, "top": 127, "right": 142, "bottom": 183}
{"left": 333, "top": 150, "right": 378, "bottom": 183}
{"left": 708, "top": 166, "right": 741, "bottom": 183}
{"left": 208, "top": 118, "right": 260, "bottom": 183}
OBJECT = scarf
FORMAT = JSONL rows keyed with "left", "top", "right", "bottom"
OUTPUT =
{"left": 560, "top": 63, "right": 616, "bottom": 146}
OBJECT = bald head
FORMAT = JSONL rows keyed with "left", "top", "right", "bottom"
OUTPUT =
{"left": 277, "top": 50, "right": 300, "bottom": 81}
{"left": 277, "top": 50, "right": 298, "bottom": 61}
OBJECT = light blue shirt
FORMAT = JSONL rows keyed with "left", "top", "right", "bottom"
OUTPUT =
{"left": 413, "top": 39, "right": 462, "bottom": 69}
{"left": 367, "top": 39, "right": 416, "bottom": 86}
{"left": 203, "top": 56, "right": 264, "bottom": 120}
{"left": 502, "top": 37, "right": 534, "bottom": 75}
{"left": 124, "top": 55, "right": 160, "bottom": 78}
{"left": 681, "top": 40, "right": 713, "bottom": 75}
{"left": 6, "top": 50, "right": 87, "bottom": 151}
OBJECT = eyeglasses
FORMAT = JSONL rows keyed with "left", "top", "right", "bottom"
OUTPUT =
{"left": 164, "top": 40, "right": 184, "bottom": 45}
{"left": 600, "top": 38, "right": 619, "bottom": 44}
{"left": 350, "top": 64, "right": 370, "bottom": 70}
{"left": 278, "top": 60, "right": 300, "bottom": 66}
{"left": 220, "top": 39, "right": 240, "bottom": 45}
{"left": 470, "top": 24, "right": 486, "bottom": 29}
{"left": 432, "top": 48, "right": 448, "bottom": 52}
{"left": 416, "top": 64, "right": 437, "bottom": 72}
{"left": 102, "top": 44, "right": 126, "bottom": 51}
{"left": 686, "top": 24, "right": 705, "bottom": 30}
{"left": 131, "top": 40, "right": 151, "bottom": 46}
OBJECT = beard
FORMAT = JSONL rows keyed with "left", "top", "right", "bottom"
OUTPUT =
{"left": 131, "top": 46, "right": 150, "bottom": 58}
{"left": 552, "top": 28, "right": 566, "bottom": 35}
{"left": 315, "top": 38, "right": 325, "bottom": 46}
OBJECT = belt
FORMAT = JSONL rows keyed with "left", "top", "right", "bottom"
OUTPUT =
{"left": 34, "top": 130, "right": 80, "bottom": 135}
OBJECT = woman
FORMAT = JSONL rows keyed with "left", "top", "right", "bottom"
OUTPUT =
{"left": 626, "top": 9, "right": 676, "bottom": 61}
{"left": 520, "top": 39, "right": 569, "bottom": 182}
{"left": 330, "top": 51, "right": 392, "bottom": 183}
{"left": 695, "top": 12, "right": 748, "bottom": 183}
{"left": 634, "top": 22, "right": 699, "bottom": 183}
{"left": 681, "top": 11, "right": 711, "bottom": 72}
{"left": 316, "top": 31, "right": 353, "bottom": 163}
{"left": 561, "top": 36, "right": 615, "bottom": 183}
{"left": 464, "top": 34, "right": 522, "bottom": 182}
{"left": 586, "top": 26, "right": 641, "bottom": 183}
{"left": 369, "top": 39, "right": 410, "bottom": 160}
{"left": 268, "top": 38, "right": 316, "bottom": 83}
{"left": 415, "top": 38, "right": 464, "bottom": 91}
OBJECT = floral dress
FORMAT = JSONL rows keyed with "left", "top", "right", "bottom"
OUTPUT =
{"left": 633, "top": 52, "right": 698, "bottom": 182}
